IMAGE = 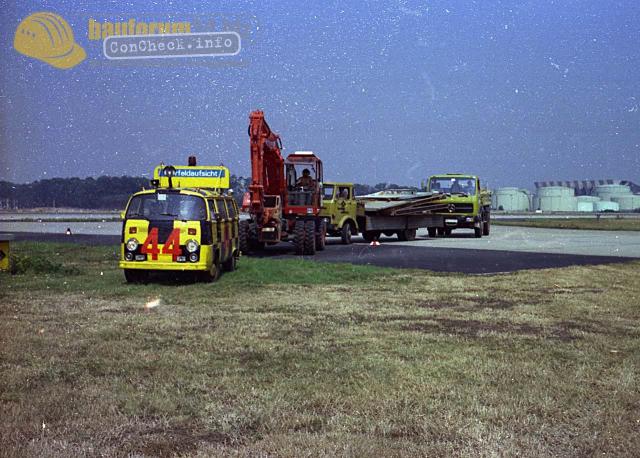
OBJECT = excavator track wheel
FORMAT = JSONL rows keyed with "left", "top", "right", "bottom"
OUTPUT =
{"left": 294, "top": 220, "right": 306, "bottom": 255}
{"left": 316, "top": 220, "right": 326, "bottom": 251}
{"left": 304, "top": 220, "right": 316, "bottom": 255}
{"left": 239, "top": 220, "right": 249, "bottom": 254}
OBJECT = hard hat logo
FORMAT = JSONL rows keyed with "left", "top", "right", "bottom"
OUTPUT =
{"left": 14, "top": 12, "right": 86, "bottom": 70}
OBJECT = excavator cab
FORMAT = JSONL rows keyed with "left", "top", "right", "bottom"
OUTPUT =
{"left": 285, "top": 152, "right": 323, "bottom": 211}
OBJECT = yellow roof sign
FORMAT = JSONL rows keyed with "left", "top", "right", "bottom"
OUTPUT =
{"left": 153, "top": 165, "right": 230, "bottom": 189}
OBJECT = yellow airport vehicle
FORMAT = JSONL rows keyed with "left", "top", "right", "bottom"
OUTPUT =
{"left": 119, "top": 160, "right": 239, "bottom": 283}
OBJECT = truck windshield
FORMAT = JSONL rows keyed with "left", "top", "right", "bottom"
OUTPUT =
{"left": 323, "top": 184, "right": 335, "bottom": 200}
{"left": 126, "top": 193, "right": 207, "bottom": 220}
{"left": 429, "top": 177, "right": 476, "bottom": 195}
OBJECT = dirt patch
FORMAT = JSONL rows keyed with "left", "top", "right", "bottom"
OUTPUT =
{"left": 116, "top": 422, "right": 237, "bottom": 457}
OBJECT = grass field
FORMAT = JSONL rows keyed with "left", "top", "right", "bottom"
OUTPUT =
{"left": 493, "top": 217, "right": 640, "bottom": 231}
{"left": 1, "top": 242, "right": 639, "bottom": 456}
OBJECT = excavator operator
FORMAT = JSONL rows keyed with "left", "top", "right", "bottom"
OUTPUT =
{"left": 296, "top": 168, "right": 316, "bottom": 189}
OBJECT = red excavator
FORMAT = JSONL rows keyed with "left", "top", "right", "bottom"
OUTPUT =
{"left": 240, "top": 110, "right": 326, "bottom": 255}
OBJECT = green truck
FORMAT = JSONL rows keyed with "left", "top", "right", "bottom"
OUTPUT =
{"left": 424, "top": 174, "right": 492, "bottom": 238}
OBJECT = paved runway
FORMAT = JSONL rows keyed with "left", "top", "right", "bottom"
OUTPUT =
{"left": 3, "top": 229, "right": 637, "bottom": 274}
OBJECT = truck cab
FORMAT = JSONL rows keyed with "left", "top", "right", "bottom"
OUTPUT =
{"left": 319, "top": 182, "right": 362, "bottom": 244}
{"left": 119, "top": 164, "right": 240, "bottom": 283}
{"left": 426, "top": 174, "right": 491, "bottom": 238}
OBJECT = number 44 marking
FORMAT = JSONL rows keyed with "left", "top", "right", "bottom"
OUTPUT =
{"left": 140, "top": 228, "right": 182, "bottom": 261}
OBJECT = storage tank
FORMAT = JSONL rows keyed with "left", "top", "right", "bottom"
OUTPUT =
{"left": 576, "top": 195, "right": 600, "bottom": 212}
{"left": 537, "top": 186, "right": 576, "bottom": 212}
{"left": 594, "top": 201, "right": 620, "bottom": 212}
{"left": 594, "top": 184, "right": 632, "bottom": 201}
{"left": 494, "top": 187, "right": 531, "bottom": 212}
{"left": 612, "top": 195, "right": 640, "bottom": 211}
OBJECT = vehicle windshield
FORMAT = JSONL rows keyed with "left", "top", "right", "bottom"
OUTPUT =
{"left": 287, "top": 162, "right": 318, "bottom": 189}
{"left": 125, "top": 193, "right": 207, "bottom": 220}
{"left": 323, "top": 184, "right": 335, "bottom": 200}
{"left": 429, "top": 177, "right": 476, "bottom": 195}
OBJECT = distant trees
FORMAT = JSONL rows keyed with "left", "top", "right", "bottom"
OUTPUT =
{"left": 0, "top": 175, "right": 417, "bottom": 210}
{"left": 0, "top": 177, "right": 148, "bottom": 210}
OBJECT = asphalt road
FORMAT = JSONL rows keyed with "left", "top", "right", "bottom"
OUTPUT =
{"left": 3, "top": 231, "right": 635, "bottom": 274}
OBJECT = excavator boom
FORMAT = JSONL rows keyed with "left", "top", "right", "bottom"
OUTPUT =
{"left": 248, "top": 110, "right": 284, "bottom": 215}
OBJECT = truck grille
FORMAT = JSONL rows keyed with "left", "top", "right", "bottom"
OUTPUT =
{"left": 448, "top": 204, "right": 474, "bottom": 213}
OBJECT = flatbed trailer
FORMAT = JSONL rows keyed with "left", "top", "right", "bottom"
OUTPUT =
{"left": 320, "top": 185, "right": 449, "bottom": 242}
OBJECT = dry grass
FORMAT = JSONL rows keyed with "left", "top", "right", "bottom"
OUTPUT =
{"left": 1, "top": 242, "right": 639, "bottom": 457}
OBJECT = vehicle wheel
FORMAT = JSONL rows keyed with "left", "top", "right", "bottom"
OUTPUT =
{"left": 239, "top": 220, "right": 249, "bottom": 254}
{"left": 444, "top": 227, "right": 452, "bottom": 237}
{"left": 222, "top": 252, "right": 237, "bottom": 272}
{"left": 304, "top": 220, "right": 316, "bottom": 255}
{"left": 474, "top": 225, "right": 483, "bottom": 238}
{"left": 316, "top": 220, "right": 326, "bottom": 251}
{"left": 363, "top": 230, "right": 380, "bottom": 242}
{"left": 397, "top": 228, "right": 417, "bottom": 241}
{"left": 202, "top": 256, "right": 221, "bottom": 282}
{"left": 383, "top": 231, "right": 394, "bottom": 237}
{"left": 294, "top": 220, "right": 305, "bottom": 255}
{"left": 124, "top": 269, "right": 148, "bottom": 284}
{"left": 428, "top": 227, "right": 437, "bottom": 238}
{"left": 341, "top": 221, "right": 353, "bottom": 244}
{"left": 483, "top": 212, "right": 491, "bottom": 236}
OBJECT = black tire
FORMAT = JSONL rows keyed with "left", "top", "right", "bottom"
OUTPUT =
{"left": 124, "top": 269, "right": 148, "bottom": 284}
{"left": 474, "top": 225, "right": 483, "bottom": 238}
{"left": 397, "top": 229, "right": 417, "bottom": 241}
{"left": 363, "top": 230, "right": 380, "bottom": 242}
{"left": 202, "top": 255, "right": 221, "bottom": 282}
{"left": 239, "top": 220, "right": 249, "bottom": 254}
{"left": 294, "top": 220, "right": 305, "bottom": 255}
{"left": 304, "top": 220, "right": 316, "bottom": 255}
{"left": 483, "top": 211, "right": 491, "bottom": 236}
{"left": 428, "top": 227, "right": 437, "bottom": 238}
{"left": 222, "top": 252, "right": 237, "bottom": 272}
{"left": 316, "top": 220, "right": 326, "bottom": 251}
{"left": 444, "top": 227, "right": 452, "bottom": 237}
{"left": 341, "top": 221, "right": 353, "bottom": 245}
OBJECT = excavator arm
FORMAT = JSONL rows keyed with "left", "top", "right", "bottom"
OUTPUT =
{"left": 248, "top": 110, "right": 284, "bottom": 215}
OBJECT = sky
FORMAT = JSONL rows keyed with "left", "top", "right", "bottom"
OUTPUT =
{"left": 1, "top": 0, "right": 639, "bottom": 189}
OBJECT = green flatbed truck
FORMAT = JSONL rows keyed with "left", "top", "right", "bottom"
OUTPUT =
{"left": 319, "top": 182, "right": 449, "bottom": 242}
{"left": 425, "top": 174, "right": 492, "bottom": 238}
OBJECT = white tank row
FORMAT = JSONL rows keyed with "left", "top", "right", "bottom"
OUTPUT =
{"left": 492, "top": 184, "right": 640, "bottom": 212}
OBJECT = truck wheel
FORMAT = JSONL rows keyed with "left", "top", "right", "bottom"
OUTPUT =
{"left": 428, "top": 227, "right": 437, "bottom": 238}
{"left": 222, "top": 252, "right": 237, "bottom": 272}
{"left": 294, "top": 220, "right": 305, "bottom": 255}
{"left": 398, "top": 229, "right": 417, "bottom": 241}
{"left": 474, "top": 226, "right": 483, "bottom": 238}
{"left": 304, "top": 220, "right": 316, "bottom": 255}
{"left": 316, "top": 220, "right": 326, "bottom": 251}
{"left": 363, "top": 230, "right": 380, "bottom": 242}
{"left": 239, "top": 220, "right": 249, "bottom": 254}
{"left": 124, "top": 269, "right": 148, "bottom": 284}
{"left": 483, "top": 212, "right": 491, "bottom": 236}
{"left": 341, "top": 222, "right": 353, "bottom": 244}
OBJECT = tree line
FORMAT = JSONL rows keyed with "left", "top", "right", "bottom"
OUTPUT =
{"left": 0, "top": 176, "right": 414, "bottom": 210}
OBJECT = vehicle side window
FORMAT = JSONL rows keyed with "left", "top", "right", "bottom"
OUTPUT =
{"left": 338, "top": 186, "right": 350, "bottom": 199}
{"left": 208, "top": 200, "right": 216, "bottom": 220}
{"left": 217, "top": 198, "right": 229, "bottom": 220}
{"left": 226, "top": 199, "right": 237, "bottom": 218}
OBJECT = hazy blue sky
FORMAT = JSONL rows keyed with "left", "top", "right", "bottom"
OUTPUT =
{"left": 1, "top": 0, "right": 639, "bottom": 188}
